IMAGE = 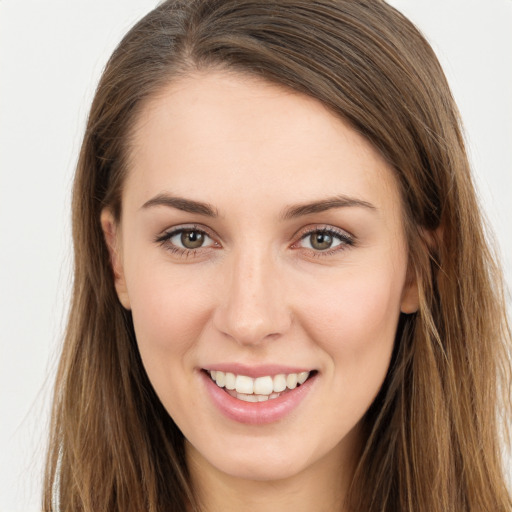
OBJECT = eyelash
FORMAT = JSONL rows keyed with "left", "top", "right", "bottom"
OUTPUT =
{"left": 154, "top": 224, "right": 355, "bottom": 258}
{"left": 293, "top": 226, "right": 355, "bottom": 257}
{"left": 154, "top": 225, "right": 218, "bottom": 257}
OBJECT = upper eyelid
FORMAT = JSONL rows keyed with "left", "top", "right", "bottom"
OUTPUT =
{"left": 293, "top": 224, "right": 354, "bottom": 241}
{"left": 157, "top": 224, "right": 217, "bottom": 240}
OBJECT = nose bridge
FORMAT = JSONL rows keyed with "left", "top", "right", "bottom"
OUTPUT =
{"left": 214, "top": 245, "right": 291, "bottom": 345}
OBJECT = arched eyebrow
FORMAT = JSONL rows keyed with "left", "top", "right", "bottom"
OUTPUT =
{"left": 141, "top": 193, "right": 376, "bottom": 219}
{"left": 141, "top": 193, "right": 218, "bottom": 217}
{"left": 281, "top": 195, "right": 377, "bottom": 220}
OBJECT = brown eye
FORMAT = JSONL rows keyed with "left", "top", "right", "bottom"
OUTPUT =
{"left": 309, "top": 232, "right": 334, "bottom": 251}
{"left": 156, "top": 227, "right": 218, "bottom": 255}
{"left": 180, "top": 230, "right": 205, "bottom": 249}
{"left": 296, "top": 228, "right": 353, "bottom": 253}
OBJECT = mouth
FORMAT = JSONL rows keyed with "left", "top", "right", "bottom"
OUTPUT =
{"left": 203, "top": 369, "right": 316, "bottom": 403}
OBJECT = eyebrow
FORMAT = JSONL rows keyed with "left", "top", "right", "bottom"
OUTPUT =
{"left": 141, "top": 193, "right": 218, "bottom": 217}
{"left": 140, "top": 193, "right": 376, "bottom": 219}
{"left": 281, "top": 195, "right": 377, "bottom": 220}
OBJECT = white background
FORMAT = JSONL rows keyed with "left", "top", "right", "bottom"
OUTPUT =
{"left": 1, "top": 1, "right": 511, "bottom": 510}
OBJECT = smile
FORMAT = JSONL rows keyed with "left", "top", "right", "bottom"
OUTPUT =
{"left": 207, "top": 370, "right": 311, "bottom": 402}
{"left": 201, "top": 365, "right": 317, "bottom": 424}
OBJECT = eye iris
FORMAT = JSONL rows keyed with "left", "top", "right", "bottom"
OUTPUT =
{"left": 181, "top": 230, "right": 205, "bottom": 249}
{"left": 310, "top": 232, "right": 333, "bottom": 250}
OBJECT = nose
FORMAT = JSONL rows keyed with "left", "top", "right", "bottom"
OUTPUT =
{"left": 212, "top": 250, "right": 292, "bottom": 346}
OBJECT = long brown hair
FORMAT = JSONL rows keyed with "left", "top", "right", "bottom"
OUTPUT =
{"left": 43, "top": 1, "right": 512, "bottom": 510}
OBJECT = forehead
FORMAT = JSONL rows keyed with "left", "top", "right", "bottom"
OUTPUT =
{"left": 124, "top": 71, "right": 402, "bottom": 217}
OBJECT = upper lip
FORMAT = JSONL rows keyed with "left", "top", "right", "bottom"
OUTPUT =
{"left": 201, "top": 363, "right": 314, "bottom": 378}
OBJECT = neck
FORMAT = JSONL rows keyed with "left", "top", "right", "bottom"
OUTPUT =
{"left": 186, "top": 428, "right": 361, "bottom": 512}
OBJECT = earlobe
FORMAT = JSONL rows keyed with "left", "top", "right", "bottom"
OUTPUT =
{"left": 100, "top": 209, "right": 131, "bottom": 310}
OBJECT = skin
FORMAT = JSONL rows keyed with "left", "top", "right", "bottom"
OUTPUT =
{"left": 102, "top": 71, "right": 418, "bottom": 512}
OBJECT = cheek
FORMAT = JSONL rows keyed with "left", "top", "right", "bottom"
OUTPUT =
{"left": 298, "top": 269, "right": 403, "bottom": 431}
{"left": 300, "top": 266, "right": 403, "bottom": 385}
{"left": 125, "top": 264, "right": 218, "bottom": 423}
{"left": 125, "top": 260, "right": 214, "bottom": 380}
{"left": 303, "top": 266, "right": 403, "bottom": 338}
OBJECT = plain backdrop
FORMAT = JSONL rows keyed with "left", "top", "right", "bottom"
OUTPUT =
{"left": 1, "top": 1, "right": 511, "bottom": 510}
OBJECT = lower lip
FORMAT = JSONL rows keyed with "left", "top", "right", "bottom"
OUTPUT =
{"left": 201, "top": 371, "right": 316, "bottom": 425}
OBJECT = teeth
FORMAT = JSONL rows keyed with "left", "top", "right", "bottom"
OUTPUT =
{"left": 236, "top": 392, "right": 279, "bottom": 402}
{"left": 253, "top": 376, "right": 273, "bottom": 395}
{"left": 215, "top": 371, "right": 225, "bottom": 388}
{"left": 273, "top": 374, "right": 287, "bottom": 392}
{"left": 225, "top": 372, "right": 236, "bottom": 390}
{"left": 209, "top": 370, "right": 311, "bottom": 397}
{"left": 235, "top": 375, "right": 254, "bottom": 394}
{"left": 286, "top": 373, "right": 298, "bottom": 389}
{"left": 297, "top": 371, "right": 309, "bottom": 385}
{"left": 237, "top": 392, "right": 258, "bottom": 402}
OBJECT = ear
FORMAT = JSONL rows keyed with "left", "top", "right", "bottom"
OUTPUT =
{"left": 400, "top": 227, "right": 441, "bottom": 314}
{"left": 100, "top": 208, "right": 131, "bottom": 310}
{"left": 400, "top": 264, "right": 419, "bottom": 314}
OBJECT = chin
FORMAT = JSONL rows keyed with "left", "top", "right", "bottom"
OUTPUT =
{"left": 187, "top": 428, "right": 347, "bottom": 486}
{"left": 213, "top": 453, "right": 302, "bottom": 482}
{"left": 187, "top": 435, "right": 316, "bottom": 482}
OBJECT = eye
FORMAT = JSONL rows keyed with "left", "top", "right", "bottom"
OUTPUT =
{"left": 173, "top": 229, "right": 209, "bottom": 249}
{"left": 295, "top": 227, "right": 354, "bottom": 253}
{"left": 155, "top": 226, "right": 218, "bottom": 254}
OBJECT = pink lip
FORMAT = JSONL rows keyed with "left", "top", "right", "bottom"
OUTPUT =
{"left": 202, "top": 363, "right": 312, "bottom": 378}
{"left": 200, "top": 370, "right": 316, "bottom": 425}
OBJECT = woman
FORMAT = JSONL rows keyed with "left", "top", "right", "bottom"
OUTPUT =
{"left": 43, "top": 1, "right": 512, "bottom": 511}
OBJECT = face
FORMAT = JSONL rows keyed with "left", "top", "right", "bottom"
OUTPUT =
{"left": 102, "top": 71, "right": 418, "bottom": 485}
